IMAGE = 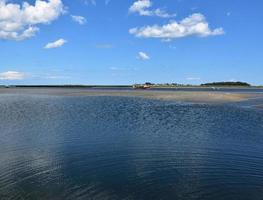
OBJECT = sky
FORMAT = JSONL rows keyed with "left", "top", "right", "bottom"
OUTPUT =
{"left": 0, "top": 0, "right": 262, "bottom": 85}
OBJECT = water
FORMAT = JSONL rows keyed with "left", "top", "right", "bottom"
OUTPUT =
{"left": 0, "top": 94, "right": 263, "bottom": 200}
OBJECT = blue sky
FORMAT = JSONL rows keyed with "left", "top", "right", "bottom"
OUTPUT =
{"left": 0, "top": 0, "right": 262, "bottom": 85}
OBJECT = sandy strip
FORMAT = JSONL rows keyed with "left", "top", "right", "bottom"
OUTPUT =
{"left": 1, "top": 88, "right": 262, "bottom": 104}
{"left": 255, "top": 104, "right": 263, "bottom": 109}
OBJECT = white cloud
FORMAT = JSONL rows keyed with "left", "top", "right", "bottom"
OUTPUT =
{"left": 129, "top": 0, "right": 175, "bottom": 18}
{"left": 129, "top": 13, "right": 224, "bottom": 41}
{"left": 0, "top": 71, "right": 26, "bottom": 80}
{"left": 0, "top": 0, "right": 64, "bottom": 41}
{"left": 44, "top": 75, "right": 70, "bottom": 79}
{"left": 44, "top": 38, "right": 67, "bottom": 49}
{"left": 129, "top": 0, "right": 152, "bottom": 16}
{"left": 71, "top": 15, "right": 86, "bottom": 25}
{"left": 137, "top": 52, "right": 150, "bottom": 60}
{"left": 186, "top": 77, "right": 201, "bottom": 81}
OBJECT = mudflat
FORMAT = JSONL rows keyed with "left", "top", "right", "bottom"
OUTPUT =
{"left": 0, "top": 87, "right": 262, "bottom": 104}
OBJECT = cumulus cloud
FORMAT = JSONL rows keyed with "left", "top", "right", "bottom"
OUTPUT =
{"left": 0, "top": 71, "right": 26, "bottom": 80}
{"left": 137, "top": 52, "right": 150, "bottom": 60}
{"left": 44, "top": 38, "right": 67, "bottom": 49}
{"left": 0, "top": 0, "right": 64, "bottom": 41}
{"left": 129, "top": 0, "right": 175, "bottom": 18}
{"left": 129, "top": 13, "right": 224, "bottom": 41}
{"left": 71, "top": 15, "right": 86, "bottom": 25}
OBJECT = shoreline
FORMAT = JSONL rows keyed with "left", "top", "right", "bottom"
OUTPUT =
{"left": 0, "top": 87, "right": 262, "bottom": 104}
{"left": 1, "top": 85, "right": 263, "bottom": 89}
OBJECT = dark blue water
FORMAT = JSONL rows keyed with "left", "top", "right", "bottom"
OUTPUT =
{"left": 0, "top": 95, "right": 263, "bottom": 200}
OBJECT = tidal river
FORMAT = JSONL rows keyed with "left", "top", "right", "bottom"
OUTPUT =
{"left": 0, "top": 90, "right": 263, "bottom": 200}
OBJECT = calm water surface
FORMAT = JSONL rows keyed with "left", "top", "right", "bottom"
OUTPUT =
{"left": 0, "top": 94, "right": 263, "bottom": 200}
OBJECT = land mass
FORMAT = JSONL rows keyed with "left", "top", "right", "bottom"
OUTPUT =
{"left": 201, "top": 81, "right": 251, "bottom": 87}
{"left": 0, "top": 81, "right": 260, "bottom": 89}
{"left": 134, "top": 81, "right": 255, "bottom": 88}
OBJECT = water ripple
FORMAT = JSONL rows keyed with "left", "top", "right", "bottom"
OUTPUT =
{"left": 0, "top": 95, "right": 263, "bottom": 200}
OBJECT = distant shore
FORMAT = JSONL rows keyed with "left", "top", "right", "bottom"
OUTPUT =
{"left": 1, "top": 87, "right": 263, "bottom": 104}
{"left": 1, "top": 84, "right": 263, "bottom": 90}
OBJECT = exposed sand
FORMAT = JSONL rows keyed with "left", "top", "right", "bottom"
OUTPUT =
{"left": 0, "top": 87, "right": 262, "bottom": 104}
{"left": 255, "top": 104, "right": 263, "bottom": 109}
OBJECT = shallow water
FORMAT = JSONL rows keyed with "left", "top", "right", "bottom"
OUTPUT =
{"left": 0, "top": 94, "right": 263, "bottom": 200}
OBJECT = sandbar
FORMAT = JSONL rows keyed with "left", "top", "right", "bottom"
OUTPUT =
{"left": 0, "top": 87, "right": 262, "bottom": 104}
